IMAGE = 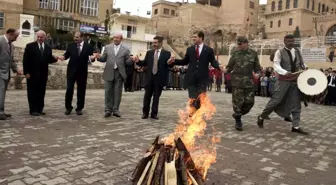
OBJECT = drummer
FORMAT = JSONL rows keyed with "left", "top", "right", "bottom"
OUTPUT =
{"left": 257, "top": 34, "right": 309, "bottom": 135}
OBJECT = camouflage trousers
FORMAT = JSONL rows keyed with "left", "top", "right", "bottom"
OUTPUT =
{"left": 232, "top": 87, "right": 255, "bottom": 118}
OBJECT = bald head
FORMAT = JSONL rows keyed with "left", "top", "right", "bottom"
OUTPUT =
{"left": 113, "top": 31, "right": 123, "bottom": 45}
{"left": 36, "top": 30, "right": 46, "bottom": 43}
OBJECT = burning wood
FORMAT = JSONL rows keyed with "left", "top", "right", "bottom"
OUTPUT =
{"left": 132, "top": 94, "right": 221, "bottom": 185}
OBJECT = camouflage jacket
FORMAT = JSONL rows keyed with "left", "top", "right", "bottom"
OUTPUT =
{"left": 226, "top": 48, "right": 261, "bottom": 88}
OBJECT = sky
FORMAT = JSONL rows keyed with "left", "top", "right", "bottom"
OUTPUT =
{"left": 114, "top": 0, "right": 268, "bottom": 17}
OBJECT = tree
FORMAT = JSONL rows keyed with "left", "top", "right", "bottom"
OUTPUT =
{"left": 104, "top": 9, "right": 111, "bottom": 36}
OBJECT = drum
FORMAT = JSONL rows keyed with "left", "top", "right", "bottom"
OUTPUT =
{"left": 297, "top": 69, "right": 328, "bottom": 95}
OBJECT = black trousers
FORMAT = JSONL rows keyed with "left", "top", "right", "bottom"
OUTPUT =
{"left": 65, "top": 72, "right": 87, "bottom": 111}
{"left": 125, "top": 73, "right": 133, "bottom": 91}
{"left": 187, "top": 82, "right": 207, "bottom": 110}
{"left": 27, "top": 77, "right": 47, "bottom": 113}
{"left": 143, "top": 74, "right": 163, "bottom": 116}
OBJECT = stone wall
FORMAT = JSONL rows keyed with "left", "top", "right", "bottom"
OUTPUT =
{"left": 9, "top": 47, "right": 105, "bottom": 90}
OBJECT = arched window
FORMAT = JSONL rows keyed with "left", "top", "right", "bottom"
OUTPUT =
{"left": 307, "top": 0, "right": 310, "bottom": 9}
{"left": 293, "top": 0, "right": 298, "bottom": 8}
{"left": 325, "top": 24, "right": 336, "bottom": 44}
{"left": 286, "top": 0, "right": 290, "bottom": 9}
{"left": 326, "top": 6, "right": 329, "bottom": 12}
{"left": 312, "top": 0, "right": 315, "bottom": 11}
{"left": 289, "top": 18, "right": 293, "bottom": 25}
{"left": 318, "top": 3, "right": 321, "bottom": 13}
{"left": 21, "top": 20, "right": 31, "bottom": 36}
{"left": 278, "top": 0, "right": 283, "bottom": 10}
{"left": 322, "top": 4, "right": 325, "bottom": 12}
{"left": 278, "top": 20, "right": 281, "bottom": 27}
{"left": 272, "top": 1, "right": 275, "bottom": 11}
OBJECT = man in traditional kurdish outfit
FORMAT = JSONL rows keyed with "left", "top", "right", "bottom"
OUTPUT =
{"left": 257, "top": 35, "right": 309, "bottom": 135}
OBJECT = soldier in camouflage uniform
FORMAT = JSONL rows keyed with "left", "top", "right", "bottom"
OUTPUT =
{"left": 225, "top": 36, "right": 262, "bottom": 131}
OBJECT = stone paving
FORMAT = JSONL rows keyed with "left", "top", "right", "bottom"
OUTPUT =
{"left": 0, "top": 89, "right": 336, "bottom": 185}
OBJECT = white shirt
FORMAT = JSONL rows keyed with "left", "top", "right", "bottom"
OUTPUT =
{"left": 3, "top": 35, "right": 9, "bottom": 44}
{"left": 154, "top": 48, "right": 162, "bottom": 58}
{"left": 38, "top": 42, "right": 44, "bottom": 50}
{"left": 328, "top": 76, "right": 335, "bottom": 87}
{"left": 273, "top": 47, "right": 307, "bottom": 75}
{"left": 77, "top": 41, "right": 84, "bottom": 51}
{"left": 114, "top": 44, "right": 120, "bottom": 69}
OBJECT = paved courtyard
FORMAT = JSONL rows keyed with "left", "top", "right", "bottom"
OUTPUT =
{"left": 0, "top": 89, "right": 335, "bottom": 185}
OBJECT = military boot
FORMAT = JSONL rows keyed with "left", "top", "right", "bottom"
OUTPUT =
{"left": 233, "top": 114, "right": 243, "bottom": 131}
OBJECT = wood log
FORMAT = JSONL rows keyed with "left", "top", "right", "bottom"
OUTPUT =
{"left": 137, "top": 159, "right": 152, "bottom": 185}
{"left": 187, "top": 170, "right": 199, "bottom": 185}
{"left": 153, "top": 146, "right": 166, "bottom": 185}
{"left": 178, "top": 151, "right": 188, "bottom": 185}
{"left": 147, "top": 151, "right": 161, "bottom": 185}
{"left": 165, "top": 149, "right": 177, "bottom": 185}
{"left": 148, "top": 135, "right": 160, "bottom": 153}
{"left": 175, "top": 138, "right": 204, "bottom": 185}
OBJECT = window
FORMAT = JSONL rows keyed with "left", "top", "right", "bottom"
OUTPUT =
{"left": 154, "top": 9, "right": 158, "bottom": 14}
{"left": 59, "top": 19, "right": 75, "bottom": 31}
{"left": 322, "top": 4, "right": 325, "bottom": 12}
{"left": 271, "top": 1, "right": 275, "bottom": 11}
{"left": 132, "top": 26, "right": 137, "bottom": 34}
{"left": 293, "top": 0, "right": 298, "bottom": 8}
{"left": 171, "top": 10, "right": 175, "bottom": 16}
{"left": 278, "top": 20, "right": 281, "bottom": 27}
{"left": 312, "top": 0, "right": 315, "bottom": 11}
{"left": 39, "top": 0, "right": 48, "bottom": 9}
{"left": 249, "top": 1, "right": 255, "bottom": 9}
{"left": 81, "top": 0, "right": 98, "bottom": 16}
{"left": 163, "top": 8, "right": 169, "bottom": 14}
{"left": 286, "top": 0, "right": 290, "bottom": 9}
{"left": 326, "top": 6, "right": 329, "bottom": 12}
{"left": 50, "top": 0, "right": 59, "bottom": 10}
{"left": 318, "top": 3, "right": 321, "bottom": 13}
{"left": 289, "top": 18, "right": 293, "bottom": 25}
{"left": 270, "top": 21, "right": 273, "bottom": 28}
{"left": 306, "top": 0, "right": 310, "bottom": 9}
{"left": 278, "top": 0, "right": 282, "bottom": 10}
{"left": 0, "top": 12, "right": 3, "bottom": 28}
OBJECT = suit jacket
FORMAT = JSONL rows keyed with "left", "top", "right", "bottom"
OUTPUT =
{"left": 63, "top": 42, "right": 94, "bottom": 78}
{"left": 23, "top": 42, "right": 57, "bottom": 80}
{"left": 86, "top": 40, "right": 96, "bottom": 51}
{"left": 327, "top": 76, "right": 336, "bottom": 86}
{"left": 0, "top": 35, "right": 18, "bottom": 80}
{"left": 173, "top": 44, "right": 219, "bottom": 88}
{"left": 137, "top": 49, "right": 171, "bottom": 86}
{"left": 98, "top": 43, "right": 132, "bottom": 81}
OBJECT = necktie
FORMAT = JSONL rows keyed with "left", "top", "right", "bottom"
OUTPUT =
{"left": 196, "top": 45, "right": 200, "bottom": 60}
{"left": 39, "top": 43, "right": 44, "bottom": 55}
{"left": 153, "top": 50, "right": 159, "bottom": 74}
{"left": 77, "top": 43, "right": 81, "bottom": 56}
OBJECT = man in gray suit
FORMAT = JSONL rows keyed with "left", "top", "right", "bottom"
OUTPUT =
{"left": 97, "top": 32, "right": 136, "bottom": 117}
{"left": 0, "top": 28, "right": 22, "bottom": 120}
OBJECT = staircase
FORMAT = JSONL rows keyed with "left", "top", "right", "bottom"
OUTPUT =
{"left": 162, "top": 40, "right": 182, "bottom": 59}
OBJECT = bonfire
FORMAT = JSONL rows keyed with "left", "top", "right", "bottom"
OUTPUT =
{"left": 132, "top": 94, "right": 221, "bottom": 185}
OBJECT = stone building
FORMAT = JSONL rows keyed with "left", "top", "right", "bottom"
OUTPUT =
{"left": 264, "top": 0, "right": 336, "bottom": 38}
{"left": 0, "top": 0, "right": 113, "bottom": 34}
{"left": 151, "top": 0, "right": 260, "bottom": 54}
{"left": 0, "top": 0, "right": 23, "bottom": 35}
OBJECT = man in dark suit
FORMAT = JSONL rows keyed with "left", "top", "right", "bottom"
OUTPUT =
{"left": 86, "top": 35, "right": 96, "bottom": 51}
{"left": 169, "top": 31, "right": 220, "bottom": 112}
{"left": 58, "top": 32, "right": 96, "bottom": 115}
{"left": 125, "top": 55, "right": 134, "bottom": 92}
{"left": 135, "top": 36, "right": 172, "bottom": 119}
{"left": 23, "top": 30, "right": 58, "bottom": 116}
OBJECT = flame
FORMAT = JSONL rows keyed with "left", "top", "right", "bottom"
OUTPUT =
{"left": 163, "top": 93, "right": 221, "bottom": 180}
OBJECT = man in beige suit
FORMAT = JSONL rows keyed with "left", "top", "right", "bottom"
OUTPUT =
{"left": 0, "top": 28, "right": 22, "bottom": 120}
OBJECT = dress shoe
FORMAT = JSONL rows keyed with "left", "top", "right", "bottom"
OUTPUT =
{"left": 257, "top": 115, "right": 264, "bottom": 128}
{"left": 284, "top": 117, "right": 293, "bottom": 122}
{"left": 104, "top": 112, "right": 112, "bottom": 117}
{"left": 65, "top": 109, "right": 72, "bottom": 115}
{"left": 142, "top": 115, "right": 148, "bottom": 119}
{"left": 39, "top": 112, "right": 46, "bottom": 115}
{"left": 151, "top": 115, "right": 159, "bottom": 120}
{"left": 5, "top": 113, "right": 11, "bottom": 117}
{"left": 76, "top": 110, "right": 83, "bottom": 115}
{"left": 292, "top": 127, "right": 309, "bottom": 135}
{"left": 0, "top": 114, "right": 7, "bottom": 120}
{"left": 235, "top": 119, "right": 243, "bottom": 131}
{"left": 113, "top": 112, "right": 121, "bottom": 117}
{"left": 30, "top": 112, "right": 40, "bottom": 116}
